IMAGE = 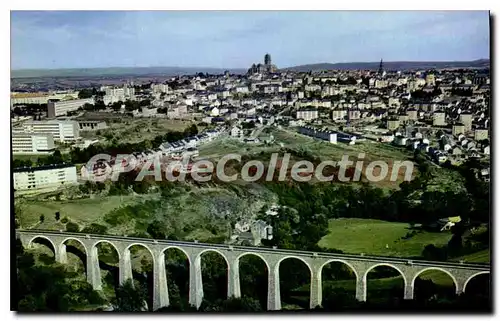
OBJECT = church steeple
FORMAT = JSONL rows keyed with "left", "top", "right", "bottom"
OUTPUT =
{"left": 378, "top": 58, "right": 384, "bottom": 76}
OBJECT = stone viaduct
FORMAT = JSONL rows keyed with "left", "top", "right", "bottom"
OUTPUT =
{"left": 16, "top": 229, "right": 490, "bottom": 311}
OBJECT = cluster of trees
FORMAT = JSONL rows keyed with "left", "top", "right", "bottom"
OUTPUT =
{"left": 240, "top": 121, "right": 256, "bottom": 129}
{"left": 16, "top": 240, "right": 104, "bottom": 311}
{"left": 78, "top": 88, "right": 104, "bottom": 99}
{"left": 11, "top": 104, "right": 47, "bottom": 117}
{"left": 410, "top": 88, "right": 443, "bottom": 101}
{"left": 12, "top": 150, "right": 68, "bottom": 169}
{"left": 80, "top": 102, "right": 106, "bottom": 111}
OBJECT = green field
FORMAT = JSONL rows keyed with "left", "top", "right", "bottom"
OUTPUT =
{"left": 94, "top": 118, "right": 192, "bottom": 145}
{"left": 318, "top": 218, "right": 453, "bottom": 258}
{"left": 452, "top": 249, "right": 490, "bottom": 263}
{"left": 17, "top": 194, "right": 159, "bottom": 230}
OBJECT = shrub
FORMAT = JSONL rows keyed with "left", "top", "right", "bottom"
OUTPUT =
{"left": 60, "top": 216, "right": 69, "bottom": 224}
{"left": 81, "top": 223, "right": 107, "bottom": 235}
{"left": 66, "top": 222, "right": 80, "bottom": 232}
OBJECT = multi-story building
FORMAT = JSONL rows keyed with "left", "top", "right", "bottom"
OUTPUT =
{"left": 433, "top": 112, "right": 446, "bottom": 126}
{"left": 10, "top": 91, "right": 79, "bottom": 107}
{"left": 474, "top": 128, "right": 489, "bottom": 141}
{"left": 47, "top": 98, "right": 94, "bottom": 118}
{"left": 348, "top": 109, "right": 361, "bottom": 120}
{"left": 296, "top": 109, "right": 319, "bottom": 121}
{"left": 406, "top": 109, "right": 418, "bottom": 121}
{"left": 12, "top": 133, "right": 55, "bottom": 154}
{"left": 15, "top": 120, "right": 80, "bottom": 142}
{"left": 150, "top": 83, "right": 170, "bottom": 94}
{"left": 387, "top": 118, "right": 400, "bottom": 131}
{"left": 331, "top": 109, "right": 347, "bottom": 120}
{"left": 102, "top": 86, "right": 136, "bottom": 105}
{"left": 452, "top": 123, "right": 465, "bottom": 136}
{"left": 459, "top": 113, "right": 473, "bottom": 132}
{"left": 13, "top": 163, "right": 78, "bottom": 191}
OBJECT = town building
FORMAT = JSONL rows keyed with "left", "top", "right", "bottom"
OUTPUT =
{"left": 11, "top": 91, "right": 79, "bottom": 107}
{"left": 459, "top": 113, "right": 473, "bottom": 132}
{"left": 296, "top": 109, "right": 319, "bottom": 121}
{"left": 14, "top": 120, "right": 80, "bottom": 142}
{"left": 433, "top": 112, "right": 446, "bottom": 126}
{"left": 298, "top": 126, "right": 337, "bottom": 144}
{"left": 474, "top": 128, "right": 489, "bottom": 141}
{"left": 102, "top": 86, "right": 136, "bottom": 105}
{"left": 13, "top": 163, "right": 78, "bottom": 191}
{"left": 47, "top": 98, "right": 94, "bottom": 118}
{"left": 247, "top": 53, "right": 278, "bottom": 75}
{"left": 387, "top": 118, "right": 400, "bottom": 131}
{"left": 452, "top": 123, "right": 465, "bottom": 136}
{"left": 78, "top": 120, "right": 108, "bottom": 131}
{"left": 12, "top": 133, "right": 55, "bottom": 154}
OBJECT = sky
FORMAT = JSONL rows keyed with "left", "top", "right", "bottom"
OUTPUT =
{"left": 11, "top": 11, "right": 490, "bottom": 70}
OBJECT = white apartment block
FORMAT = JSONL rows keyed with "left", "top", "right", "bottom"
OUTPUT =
{"left": 10, "top": 91, "right": 79, "bottom": 107}
{"left": 13, "top": 164, "right": 78, "bottom": 191}
{"left": 47, "top": 98, "right": 94, "bottom": 118}
{"left": 16, "top": 120, "right": 80, "bottom": 142}
{"left": 103, "top": 86, "right": 136, "bottom": 105}
{"left": 296, "top": 109, "right": 319, "bottom": 121}
{"left": 12, "top": 133, "right": 55, "bottom": 154}
{"left": 151, "top": 83, "right": 170, "bottom": 94}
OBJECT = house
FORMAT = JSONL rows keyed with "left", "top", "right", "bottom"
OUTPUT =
{"left": 451, "top": 146, "right": 462, "bottom": 155}
{"left": 230, "top": 126, "right": 243, "bottom": 138}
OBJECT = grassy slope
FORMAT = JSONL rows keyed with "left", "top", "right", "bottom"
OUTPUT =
{"left": 17, "top": 194, "right": 159, "bottom": 229}
{"left": 318, "top": 218, "right": 452, "bottom": 258}
{"left": 452, "top": 249, "right": 490, "bottom": 263}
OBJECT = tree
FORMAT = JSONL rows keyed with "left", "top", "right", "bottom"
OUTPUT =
{"left": 147, "top": 221, "right": 166, "bottom": 239}
{"left": 78, "top": 88, "right": 94, "bottom": 99}
{"left": 112, "top": 279, "right": 148, "bottom": 312}
{"left": 183, "top": 124, "right": 199, "bottom": 137}
{"left": 55, "top": 212, "right": 60, "bottom": 221}
{"left": 39, "top": 214, "right": 45, "bottom": 223}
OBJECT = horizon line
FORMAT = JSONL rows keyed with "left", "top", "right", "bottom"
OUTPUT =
{"left": 11, "top": 58, "right": 490, "bottom": 72}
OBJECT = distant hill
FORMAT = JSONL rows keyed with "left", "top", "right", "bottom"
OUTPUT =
{"left": 11, "top": 66, "right": 247, "bottom": 79}
{"left": 281, "top": 59, "right": 490, "bottom": 72}
{"left": 11, "top": 59, "right": 490, "bottom": 79}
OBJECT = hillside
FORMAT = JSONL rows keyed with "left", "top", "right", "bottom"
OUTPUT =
{"left": 11, "top": 66, "right": 247, "bottom": 79}
{"left": 281, "top": 59, "right": 490, "bottom": 72}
